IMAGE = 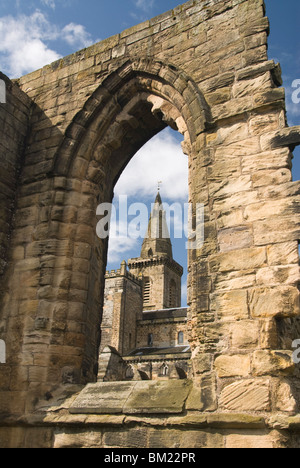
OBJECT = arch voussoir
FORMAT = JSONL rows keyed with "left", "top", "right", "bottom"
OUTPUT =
{"left": 53, "top": 58, "right": 211, "bottom": 179}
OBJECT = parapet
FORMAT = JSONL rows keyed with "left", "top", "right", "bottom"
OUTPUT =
{"left": 105, "top": 261, "right": 142, "bottom": 286}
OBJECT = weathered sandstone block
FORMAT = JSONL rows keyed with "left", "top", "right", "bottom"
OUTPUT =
{"left": 214, "top": 354, "right": 251, "bottom": 377}
{"left": 252, "top": 350, "right": 295, "bottom": 376}
{"left": 249, "top": 286, "right": 300, "bottom": 319}
{"left": 220, "top": 379, "right": 271, "bottom": 412}
{"left": 211, "top": 290, "right": 249, "bottom": 321}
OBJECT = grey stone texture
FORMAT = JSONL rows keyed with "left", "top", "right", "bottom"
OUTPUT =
{"left": 70, "top": 380, "right": 192, "bottom": 414}
{"left": 0, "top": 0, "right": 300, "bottom": 448}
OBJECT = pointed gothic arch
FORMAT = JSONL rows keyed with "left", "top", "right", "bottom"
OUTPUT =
{"left": 52, "top": 58, "right": 212, "bottom": 182}
{"left": 36, "top": 58, "right": 212, "bottom": 385}
{"left": 2, "top": 0, "right": 300, "bottom": 448}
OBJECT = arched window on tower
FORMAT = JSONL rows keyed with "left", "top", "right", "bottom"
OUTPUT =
{"left": 178, "top": 331, "right": 184, "bottom": 345}
{"left": 159, "top": 363, "right": 169, "bottom": 377}
{"left": 169, "top": 279, "right": 177, "bottom": 308}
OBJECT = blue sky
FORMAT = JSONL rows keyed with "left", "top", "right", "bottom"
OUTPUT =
{"left": 0, "top": 0, "right": 300, "bottom": 306}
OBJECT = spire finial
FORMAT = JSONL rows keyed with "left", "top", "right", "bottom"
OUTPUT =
{"left": 157, "top": 180, "right": 162, "bottom": 192}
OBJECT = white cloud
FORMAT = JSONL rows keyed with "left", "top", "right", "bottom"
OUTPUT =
{"left": 114, "top": 128, "right": 188, "bottom": 202}
{"left": 107, "top": 218, "right": 139, "bottom": 264}
{"left": 0, "top": 11, "right": 94, "bottom": 78}
{"left": 134, "top": 0, "right": 155, "bottom": 12}
{"left": 61, "top": 23, "right": 94, "bottom": 49}
{"left": 107, "top": 128, "right": 188, "bottom": 267}
{"left": 40, "top": 0, "right": 56, "bottom": 9}
{"left": 0, "top": 11, "right": 59, "bottom": 77}
{"left": 6, "top": 40, "right": 60, "bottom": 79}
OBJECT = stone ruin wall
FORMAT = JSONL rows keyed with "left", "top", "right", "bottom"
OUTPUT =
{"left": 1, "top": 0, "right": 300, "bottom": 448}
{"left": 0, "top": 74, "right": 31, "bottom": 278}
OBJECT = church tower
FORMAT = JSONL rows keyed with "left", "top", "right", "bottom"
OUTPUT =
{"left": 128, "top": 192, "right": 183, "bottom": 311}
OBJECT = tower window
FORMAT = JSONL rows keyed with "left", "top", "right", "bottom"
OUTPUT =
{"left": 178, "top": 331, "right": 184, "bottom": 345}
{"left": 143, "top": 278, "right": 151, "bottom": 304}
{"left": 159, "top": 363, "right": 169, "bottom": 376}
{"left": 129, "top": 333, "right": 132, "bottom": 350}
{"left": 148, "top": 333, "right": 153, "bottom": 347}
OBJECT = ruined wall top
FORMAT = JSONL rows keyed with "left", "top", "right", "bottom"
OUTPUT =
{"left": 10, "top": 0, "right": 275, "bottom": 188}
{"left": 17, "top": 0, "right": 258, "bottom": 84}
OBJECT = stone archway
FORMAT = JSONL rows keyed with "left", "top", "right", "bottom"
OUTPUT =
{"left": 42, "top": 58, "right": 211, "bottom": 387}
{"left": 53, "top": 58, "right": 212, "bottom": 177}
{"left": 1, "top": 0, "right": 300, "bottom": 448}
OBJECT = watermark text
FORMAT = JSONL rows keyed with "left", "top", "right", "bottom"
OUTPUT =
{"left": 0, "top": 340, "right": 6, "bottom": 364}
{"left": 96, "top": 196, "right": 205, "bottom": 251}
{"left": 292, "top": 339, "right": 300, "bottom": 364}
{"left": 0, "top": 79, "right": 6, "bottom": 104}
{"left": 292, "top": 79, "right": 300, "bottom": 105}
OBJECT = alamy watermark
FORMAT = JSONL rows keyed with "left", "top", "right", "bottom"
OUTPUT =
{"left": 292, "top": 79, "right": 300, "bottom": 105}
{"left": 0, "top": 79, "right": 6, "bottom": 104}
{"left": 0, "top": 340, "right": 6, "bottom": 364}
{"left": 292, "top": 340, "right": 300, "bottom": 364}
{"left": 96, "top": 196, "right": 205, "bottom": 250}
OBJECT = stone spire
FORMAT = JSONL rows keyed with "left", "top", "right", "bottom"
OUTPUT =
{"left": 140, "top": 192, "right": 173, "bottom": 259}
